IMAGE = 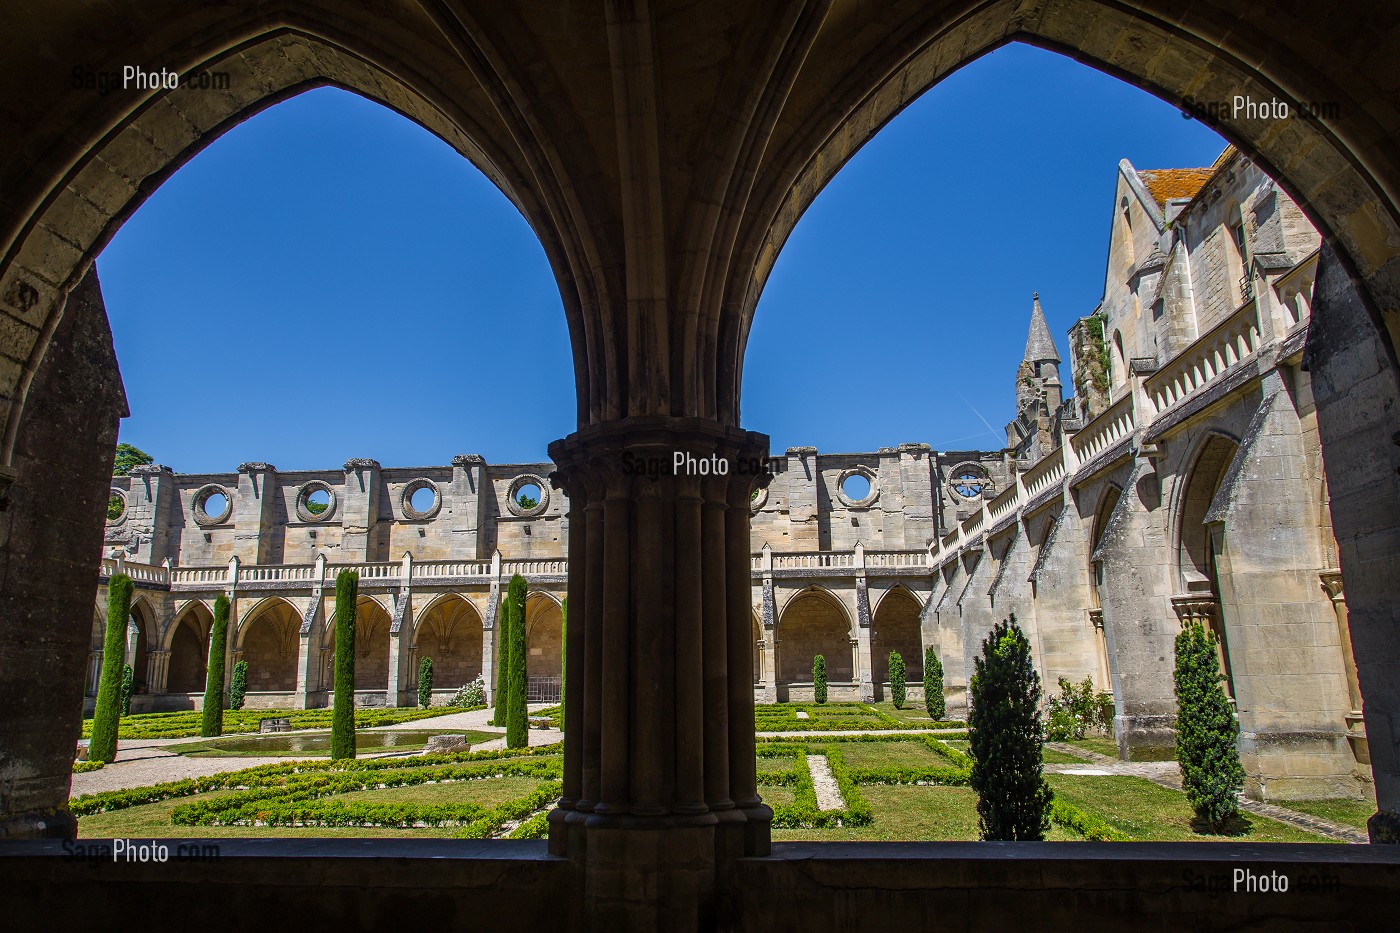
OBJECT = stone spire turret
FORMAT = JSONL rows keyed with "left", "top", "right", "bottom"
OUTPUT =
{"left": 1024, "top": 292, "right": 1060, "bottom": 364}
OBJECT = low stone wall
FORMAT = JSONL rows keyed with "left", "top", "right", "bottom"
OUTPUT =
{"left": 2, "top": 839, "right": 1394, "bottom": 931}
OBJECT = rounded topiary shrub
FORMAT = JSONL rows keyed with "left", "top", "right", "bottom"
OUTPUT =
{"left": 813, "top": 655, "right": 828, "bottom": 705}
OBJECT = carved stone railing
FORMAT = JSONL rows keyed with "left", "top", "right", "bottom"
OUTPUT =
{"left": 98, "top": 557, "right": 170, "bottom": 587}
{"left": 1070, "top": 393, "right": 1136, "bottom": 465}
{"left": 1145, "top": 300, "right": 1261, "bottom": 417}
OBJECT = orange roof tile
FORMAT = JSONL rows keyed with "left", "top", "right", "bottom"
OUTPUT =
{"left": 1137, "top": 167, "right": 1216, "bottom": 210}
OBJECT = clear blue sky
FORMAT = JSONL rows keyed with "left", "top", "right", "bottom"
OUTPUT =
{"left": 98, "top": 43, "right": 1225, "bottom": 472}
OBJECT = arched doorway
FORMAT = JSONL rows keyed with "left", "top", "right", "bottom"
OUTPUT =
{"left": 239, "top": 599, "right": 300, "bottom": 695}
{"left": 1174, "top": 434, "right": 1241, "bottom": 696}
{"left": 524, "top": 594, "right": 563, "bottom": 703}
{"left": 778, "top": 589, "right": 853, "bottom": 688}
{"left": 414, "top": 595, "right": 484, "bottom": 690}
{"left": 166, "top": 602, "right": 213, "bottom": 695}
{"left": 871, "top": 588, "right": 924, "bottom": 693}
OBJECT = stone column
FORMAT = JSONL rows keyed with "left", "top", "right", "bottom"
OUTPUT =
{"left": 1321, "top": 571, "right": 1368, "bottom": 763}
{"left": 482, "top": 553, "right": 501, "bottom": 704}
{"left": 233, "top": 463, "right": 277, "bottom": 565}
{"left": 854, "top": 549, "right": 875, "bottom": 701}
{"left": 386, "top": 555, "right": 412, "bottom": 707}
{"left": 1305, "top": 243, "right": 1400, "bottom": 842}
{"left": 544, "top": 417, "right": 772, "bottom": 927}
{"left": 146, "top": 649, "right": 170, "bottom": 695}
{"left": 759, "top": 572, "right": 778, "bottom": 703}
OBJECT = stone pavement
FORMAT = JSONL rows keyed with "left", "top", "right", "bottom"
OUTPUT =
{"left": 1045, "top": 741, "right": 1370, "bottom": 844}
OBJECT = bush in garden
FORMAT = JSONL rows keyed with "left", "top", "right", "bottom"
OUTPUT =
{"left": 1174, "top": 620, "right": 1245, "bottom": 833}
{"left": 330, "top": 570, "right": 359, "bottom": 761}
{"left": 418, "top": 657, "right": 434, "bottom": 708}
{"left": 229, "top": 660, "right": 248, "bottom": 711}
{"left": 89, "top": 574, "right": 133, "bottom": 763}
{"left": 968, "top": 615, "right": 1052, "bottom": 841}
{"left": 888, "top": 651, "right": 906, "bottom": 709}
{"left": 493, "top": 598, "right": 511, "bottom": 727}
{"left": 505, "top": 574, "right": 529, "bottom": 749}
{"left": 924, "top": 647, "right": 945, "bottom": 720}
{"left": 449, "top": 675, "right": 488, "bottom": 709}
{"left": 119, "top": 664, "right": 134, "bottom": 716}
{"left": 813, "top": 655, "right": 827, "bottom": 705}
{"left": 201, "top": 594, "right": 230, "bottom": 736}
{"left": 1045, "top": 676, "right": 1115, "bottom": 741}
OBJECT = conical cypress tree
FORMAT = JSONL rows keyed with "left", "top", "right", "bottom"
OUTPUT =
{"left": 200, "top": 594, "right": 230, "bottom": 736}
{"left": 1174, "top": 620, "right": 1246, "bottom": 832}
{"left": 229, "top": 660, "right": 248, "bottom": 710}
{"left": 889, "top": 651, "right": 907, "bottom": 709}
{"left": 418, "top": 657, "right": 434, "bottom": 708}
{"left": 924, "top": 647, "right": 945, "bottom": 720}
{"left": 813, "top": 655, "right": 828, "bottom": 705}
{"left": 506, "top": 574, "right": 529, "bottom": 748}
{"left": 330, "top": 570, "right": 359, "bottom": 760}
{"left": 493, "top": 597, "right": 511, "bottom": 727}
{"left": 89, "top": 574, "right": 133, "bottom": 763}
{"left": 969, "top": 615, "right": 1052, "bottom": 840}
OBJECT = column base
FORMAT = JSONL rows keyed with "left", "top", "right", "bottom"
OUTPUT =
{"left": 0, "top": 807, "right": 77, "bottom": 839}
{"left": 581, "top": 823, "right": 717, "bottom": 932}
{"left": 1367, "top": 809, "right": 1400, "bottom": 843}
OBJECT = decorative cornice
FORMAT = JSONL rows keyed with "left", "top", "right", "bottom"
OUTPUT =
{"left": 452, "top": 454, "right": 486, "bottom": 466}
{"left": 786, "top": 446, "right": 817, "bottom": 456}
{"left": 237, "top": 462, "right": 276, "bottom": 473}
{"left": 128, "top": 463, "right": 173, "bottom": 476}
{"left": 342, "top": 458, "right": 380, "bottom": 471}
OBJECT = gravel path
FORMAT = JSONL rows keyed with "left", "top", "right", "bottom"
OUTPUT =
{"left": 806, "top": 756, "right": 845, "bottom": 811}
{"left": 70, "top": 741, "right": 283, "bottom": 796}
{"left": 70, "top": 705, "right": 561, "bottom": 797}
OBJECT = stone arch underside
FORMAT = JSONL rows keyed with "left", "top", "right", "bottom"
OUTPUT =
{"left": 778, "top": 589, "right": 852, "bottom": 684}
{"left": 525, "top": 595, "right": 563, "bottom": 683}
{"left": 166, "top": 603, "right": 213, "bottom": 694}
{"left": 414, "top": 595, "right": 483, "bottom": 690}
{"left": 872, "top": 588, "right": 924, "bottom": 685}
{"left": 240, "top": 599, "right": 300, "bottom": 693}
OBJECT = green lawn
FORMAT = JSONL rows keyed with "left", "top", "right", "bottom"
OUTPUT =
{"left": 838, "top": 740, "right": 947, "bottom": 770}
{"left": 757, "top": 755, "right": 799, "bottom": 777}
{"left": 1043, "top": 747, "right": 1089, "bottom": 764}
{"left": 1065, "top": 736, "right": 1120, "bottom": 758}
{"left": 773, "top": 785, "right": 1081, "bottom": 842}
{"left": 165, "top": 729, "right": 501, "bottom": 758}
{"left": 1272, "top": 797, "right": 1376, "bottom": 830}
{"left": 78, "top": 789, "right": 467, "bottom": 839}
{"left": 81, "top": 706, "right": 470, "bottom": 740}
{"left": 864, "top": 701, "right": 962, "bottom": 727}
{"left": 1047, "top": 774, "right": 1337, "bottom": 843}
{"left": 334, "top": 775, "right": 543, "bottom": 809}
{"left": 758, "top": 784, "right": 798, "bottom": 808}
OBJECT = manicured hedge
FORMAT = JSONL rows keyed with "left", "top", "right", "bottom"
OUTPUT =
{"left": 81, "top": 706, "right": 461, "bottom": 740}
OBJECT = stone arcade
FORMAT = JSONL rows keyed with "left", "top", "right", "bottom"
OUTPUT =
{"left": 3, "top": 3, "right": 1400, "bottom": 930}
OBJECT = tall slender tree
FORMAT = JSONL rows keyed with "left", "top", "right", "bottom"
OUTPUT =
{"left": 493, "top": 596, "right": 512, "bottom": 727}
{"left": 506, "top": 574, "right": 529, "bottom": 748}
{"left": 813, "top": 655, "right": 828, "bottom": 705}
{"left": 889, "top": 651, "right": 907, "bottom": 709}
{"left": 330, "top": 570, "right": 359, "bottom": 760}
{"left": 968, "top": 615, "right": 1052, "bottom": 840}
{"left": 89, "top": 574, "right": 133, "bottom": 763}
{"left": 1174, "top": 620, "right": 1246, "bottom": 832}
{"left": 200, "top": 594, "right": 230, "bottom": 736}
{"left": 418, "top": 656, "right": 434, "bottom": 708}
{"left": 924, "top": 647, "right": 945, "bottom": 720}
